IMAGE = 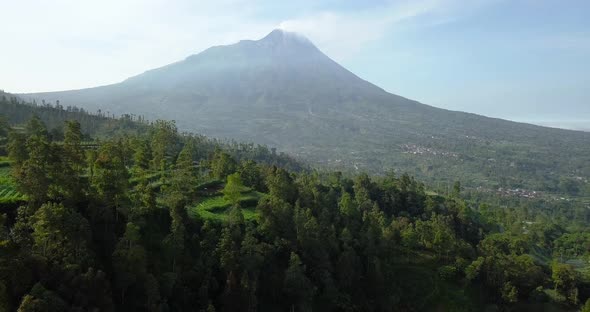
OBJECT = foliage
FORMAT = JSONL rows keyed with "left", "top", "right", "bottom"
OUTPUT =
{"left": 0, "top": 107, "right": 589, "bottom": 311}
{"left": 223, "top": 173, "right": 246, "bottom": 207}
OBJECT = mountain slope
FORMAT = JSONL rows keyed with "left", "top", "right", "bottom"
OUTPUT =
{"left": 21, "top": 30, "right": 590, "bottom": 192}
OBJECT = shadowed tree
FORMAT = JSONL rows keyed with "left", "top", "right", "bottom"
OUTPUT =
{"left": 13, "top": 116, "right": 52, "bottom": 207}
{"left": 284, "top": 252, "right": 314, "bottom": 312}
{"left": 210, "top": 150, "right": 237, "bottom": 180}
{"left": 150, "top": 120, "right": 179, "bottom": 170}
{"left": 31, "top": 202, "right": 92, "bottom": 267}
{"left": 91, "top": 141, "right": 129, "bottom": 221}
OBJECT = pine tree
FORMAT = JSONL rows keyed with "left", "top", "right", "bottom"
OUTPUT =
{"left": 210, "top": 150, "right": 237, "bottom": 180}
{"left": 63, "top": 120, "right": 85, "bottom": 172}
{"left": 150, "top": 120, "right": 178, "bottom": 170}
{"left": 60, "top": 120, "right": 87, "bottom": 203}
{"left": 31, "top": 202, "right": 92, "bottom": 266}
{"left": 284, "top": 252, "right": 314, "bottom": 312}
{"left": 167, "top": 142, "right": 198, "bottom": 201}
{"left": 165, "top": 199, "right": 187, "bottom": 273}
{"left": 16, "top": 116, "right": 52, "bottom": 207}
{"left": 132, "top": 139, "right": 151, "bottom": 175}
{"left": 224, "top": 173, "right": 244, "bottom": 208}
{"left": 112, "top": 223, "right": 147, "bottom": 306}
{"left": 91, "top": 141, "right": 129, "bottom": 220}
{"left": 7, "top": 129, "right": 27, "bottom": 167}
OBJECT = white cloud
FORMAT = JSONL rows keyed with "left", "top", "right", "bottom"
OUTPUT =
{"left": 277, "top": 0, "right": 444, "bottom": 60}
{"left": 276, "top": 0, "right": 503, "bottom": 61}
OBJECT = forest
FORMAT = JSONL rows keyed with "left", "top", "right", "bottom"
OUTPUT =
{"left": 1, "top": 96, "right": 590, "bottom": 311}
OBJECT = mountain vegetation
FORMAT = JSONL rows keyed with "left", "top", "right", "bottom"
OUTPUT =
{"left": 0, "top": 93, "right": 304, "bottom": 172}
{"left": 2, "top": 95, "right": 590, "bottom": 311}
{"left": 21, "top": 30, "right": 590, "bottom": 197}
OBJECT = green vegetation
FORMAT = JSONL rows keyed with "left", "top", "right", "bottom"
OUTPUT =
{"left": 190, "top": 189, "right": 263, "bottom": 222}
{"left": 0, "top": 163, "right": 25, "bottom": 204}
{"left": 0, "top": 93, "right": 305, "bottom": 172}
{"left": 1, "top": 98, "right": 590, "bottom": 311}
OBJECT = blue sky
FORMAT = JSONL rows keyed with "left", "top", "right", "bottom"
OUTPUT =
{"left": 1, "top": 0, "right": 588, "bottom": 124}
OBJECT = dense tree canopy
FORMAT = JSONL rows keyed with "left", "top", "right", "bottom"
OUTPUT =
{"left": 0, "top": 103, "right": 589, "bottom": 311}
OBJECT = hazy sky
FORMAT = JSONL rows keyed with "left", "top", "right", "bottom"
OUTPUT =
{"left": 1, "top": 0, "right": 589, "bottom": 122}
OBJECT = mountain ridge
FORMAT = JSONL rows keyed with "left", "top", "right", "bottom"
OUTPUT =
{"left": 19, "top": 30, "right": 590, "bottom": 192}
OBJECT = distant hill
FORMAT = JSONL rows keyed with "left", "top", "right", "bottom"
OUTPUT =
{"left": 528, "top": 120, "right": 590, "bottom": 132}
{"left": 0, "top": 93, "right": 305, "bottom": 172}
{"left": 21, "top": 29, "right": 590, "bottom": 193}
{"left": 1, "top": 90, "right": 147, "bottom": 138}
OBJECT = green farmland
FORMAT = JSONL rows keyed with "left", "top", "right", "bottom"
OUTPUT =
{"left": 189, "top": 180, "right": 263, "bottom": 222}
{"left": 0, "top": 163, "right": 25, "bottom": 204}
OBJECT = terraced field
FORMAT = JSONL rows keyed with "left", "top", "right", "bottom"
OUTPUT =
{"left": 0, "top": 186, "right": 25, "bottom": 203}
{"left": 0, "top": 164, "right": 25, "bottom": 203}
{"left": 189, "top": 181, "right": 264, "bottom": 222}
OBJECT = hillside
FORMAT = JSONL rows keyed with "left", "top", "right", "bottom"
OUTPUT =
{"left": 2, "top": 105, "right": 590, "bottom": 311}
{"left": 21, "top": 30, "right": 590, "bottom": 194}
{"left": 0, "top": 94, "right": 305, "bottom": 172}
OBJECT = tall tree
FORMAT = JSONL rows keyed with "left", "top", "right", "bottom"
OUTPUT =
{"left": 112, "top": 223, "right": 147, "bottom": 307}
{"left": 210, "top": 150, "right": 237, "bottom": 180}
{"left": 224, "top": 173, "right": 245, "bottom": 208}
{"left": 284, "top": 252, "right": 314, "bottom": 312}
{"left": 166, "top": 142, "right": 198, "bottom": 201}
{"left": 91, "top": 141, "right": 129, "bottom": 221}
{"left": 266, "top": 167, "right": 297, "bottom": 204}
{"left": 7, "top": 129, "right": 27, "bottom": 168}
{"left": 63, "top": 120, "right": 85, "bottom": 172}
{"left": 30, "top": 202, "right": 92, "bottom": 267}
{"left": 131, "top": 139, "right": 151, "bottom": 175}
{"left": 15, "top": 116, "right": 52, "bottom": 207}
{"left": 60, "top": 120, "right": 87, "bottom": 203}
{"left": 238, "top": 160, "right": 265, "bottom": 192}
{"left": 552, "top": 262, "right": 579, "bottom": 304}
{"left": 165, "top": 198, "right": 187, "bottom": 273}
{"left": 150, "top": 120, "right": 179, "bottom": 170}
{"left": 240, "top": 225, "right": 264, "bottom": 312}
{"left": 217, "top": 221, "right": 243, "bottom": 312}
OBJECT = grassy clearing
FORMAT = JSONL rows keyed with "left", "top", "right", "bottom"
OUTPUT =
{"left": 0, "top": 168, "right": 11, "bottom": 185}
{"left": 189, "top": 186, "right": 264, "bottom": 222}
{"left": 0, "top": 165, "right": 25, "bottom": 203}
